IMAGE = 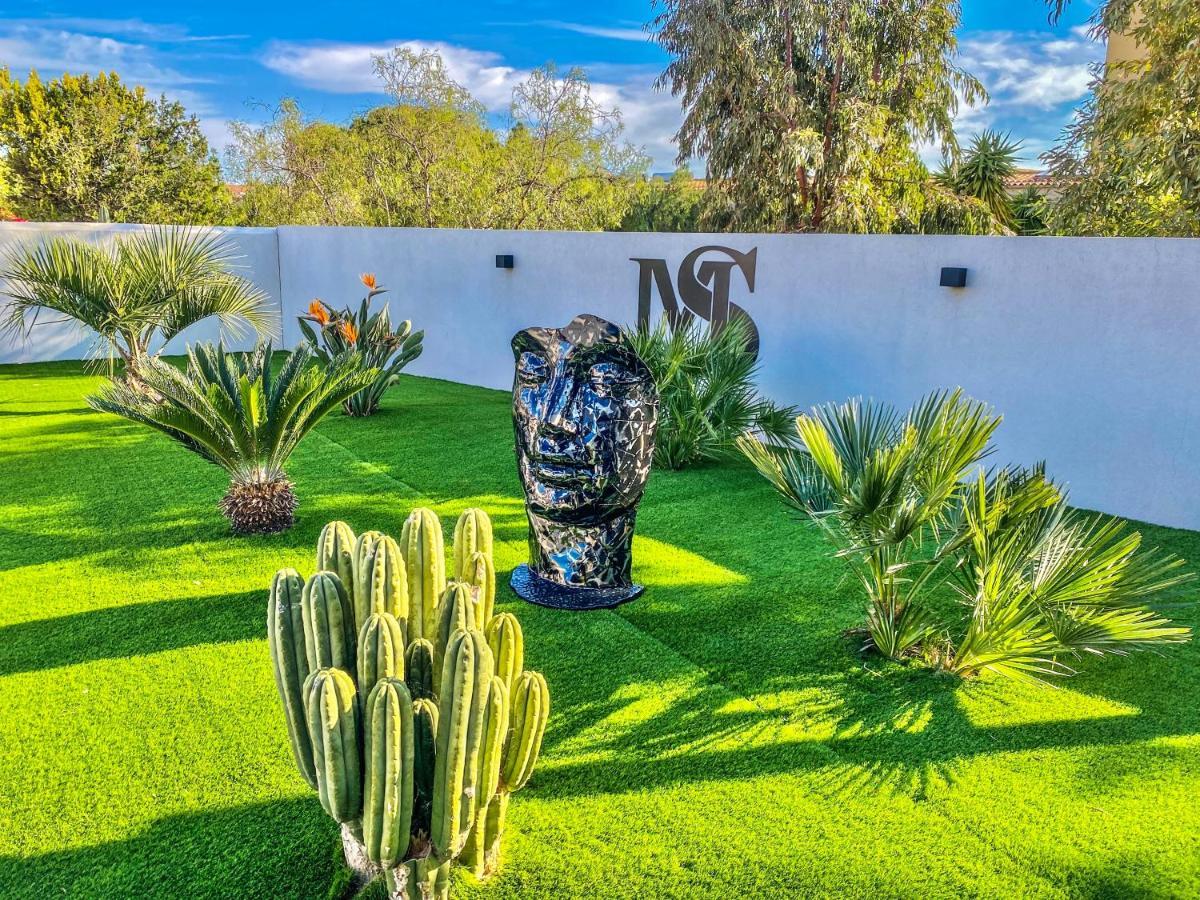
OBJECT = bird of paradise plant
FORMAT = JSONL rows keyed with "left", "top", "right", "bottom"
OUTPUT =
{"left": 299, "top": 273, "right": 423, "bottom": 417}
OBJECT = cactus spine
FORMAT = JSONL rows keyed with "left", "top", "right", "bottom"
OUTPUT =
{"left": 405, "top": 638, "right": 436, "bottom": 701}
{"left": 485, "top": 613, "right": 523, "bottom": 699}
{"left": 317, "top": 521, "right": 356, "bottom": 589}
{"left": 462, "top": 551, "right": 495, "bottom": 625}
{"left": 400, "top": 508, "right": 445, "bottom": 642}
{"left": 358, "top": 612, "right": 406, "bottom": 698}
{"left": 305, "top": 667, "right": 362, "bottom": 825}
{"left": 268, "top": 568, "right": 316, "bottom": 788}
{"left": 363, "top": 678, "right": 415, "bottom": 868}
{"left": 453, "top": 508, "right": 493, "bottom": 579}
{"left": 302, "top": 571, "right": 356, "bottom": 673}
{"left": 431, "top": 628, "right": 493, "bottom": 857}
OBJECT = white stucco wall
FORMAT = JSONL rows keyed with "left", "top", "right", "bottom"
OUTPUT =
{"left": 2, "top": 222, "right": 1198, "bottom": 530}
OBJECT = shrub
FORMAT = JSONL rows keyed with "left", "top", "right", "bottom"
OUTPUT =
{"left": 89, "top": 341, "right": 375, "bottom": 534}
{"left": 628, "top": 316, "right": 797, "bottom": 469}
{"left": 0, "top": 228, "right": 274, "bottom": 386}
{"left": 268, "top": 509, "right": 549, "bottom": 898}
{"left": 738, "top": 389, "right": 1194, "bottom": 681}
{"left": 299, "top": 273, "right": 424, "bottom": 417}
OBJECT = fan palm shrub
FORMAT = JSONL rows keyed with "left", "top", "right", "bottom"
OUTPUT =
{"left": 628, "top": 315, "right": 797, "bottom": 470}
{"left": 299, "top": 273, "right": 423, "bottom": 417}
{"left": 738, "top": 390, "right": 1193, "bottom": 680}
{"left": 89, "top": 341, "right": 376, "bottom": 534}
{"left": 0, "top": 228, "right": 275, "bottom": 386}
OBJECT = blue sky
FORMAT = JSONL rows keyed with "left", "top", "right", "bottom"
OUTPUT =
{"left": 0, "top": 1, "right": 1102, "bottom": 173}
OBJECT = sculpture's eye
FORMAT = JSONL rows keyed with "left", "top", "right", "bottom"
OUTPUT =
{"left": 517, "top": 351, "right": 549, "bottom": 384}
{"left": 588, "top": 363, "right": 639, "bottom": 395}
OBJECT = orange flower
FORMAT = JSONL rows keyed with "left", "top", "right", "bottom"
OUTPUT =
{"left": 359, "top": 272, "right": 378, "bottom": 291}
{"left": 339, "top": 320, "right": 359, "bottom": 344}
{"left": 308, "top": 299, "right": 330, "bottom": 326}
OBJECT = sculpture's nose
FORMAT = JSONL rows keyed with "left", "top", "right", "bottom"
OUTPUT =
{"left": 541, "top": 376, "right": 578, "bottom": 436}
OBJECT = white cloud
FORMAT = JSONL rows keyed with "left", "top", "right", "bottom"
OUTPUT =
{"left": 536, "top": 21, "right": 652, "bottom": 43}
{"left": 959, "top": 29, "right": 1099, "bottom": 112}
{"left": 261, "top": 39, "right": 686, "bottom": 170}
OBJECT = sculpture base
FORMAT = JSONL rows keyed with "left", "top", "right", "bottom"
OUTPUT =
{"left": 510, "top": 564, "right": 644, "bottom": 611}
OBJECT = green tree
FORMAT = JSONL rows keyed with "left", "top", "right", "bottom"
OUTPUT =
{"left": 0, "top": 69, "right": 229, "bottom": 223}
{"left": 652, "top": 0, "right": 984, "bottom": 233}
{"left": 620, "top": 169, "right": 707, "bottom": 232}
{"left": 1042, "top": 0, "right": 1200, "bottom": 236}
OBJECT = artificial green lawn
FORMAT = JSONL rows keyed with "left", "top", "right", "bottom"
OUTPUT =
{"left": 2, "top": 361, "right": 1198, "bottom": 899}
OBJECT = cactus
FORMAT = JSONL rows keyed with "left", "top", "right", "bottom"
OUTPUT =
{"left": 434, "top": 583, "right": 477, "bottom": 692}
{"left": 405, "top": 638, "right": 436, "bottom": 702}
{"left": 431, "top": 628, "right": 493, "bottom": 857}
{"left": 268, "top": 513, "right": 545, "bottom": 896}
{"left": 385, "top": 857, "right": 450, "bottom": 900}
{"left": 470, "top": 670, "right": 550, "bottom": 879}
{"left": 453, "top": 508, "right": 493, "bottom": 579}
{"left": 411, "top": 697, "right": 439, "bottom": 835}
{"left": 302, "top": 571, "right": 356, "bottom": 674}
{"left": 305, "top": 667, "right": 362, "bottom": 825}
{"left": 485, "top": 613, "right": 523, "bottom": 700}
{"left": 462, "top": 550, "right": 496, "bottom": 625}
{"left": 460, "top": 676, "right": 509, "bottom": 877}
{"left": 267, "top": 568, "right": 316, "bottom": 788}
{"left": 358, "top": 612, "right": 406, "bottom": 698}
{"left": 363, "top": 678, "right": 415, "bottom": 868}
{"left": 355, "top": 533, "right": 409, "bottom": 636}
{"left": 317, "top": 521, "right": 356, "bottom": 589}
{"left": 400, "top": 508, "right": 445, "bottom": 642}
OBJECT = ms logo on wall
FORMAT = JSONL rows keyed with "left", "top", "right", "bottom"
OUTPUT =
{"left": 631, "top": 245, "right": 760, "bottom": 356}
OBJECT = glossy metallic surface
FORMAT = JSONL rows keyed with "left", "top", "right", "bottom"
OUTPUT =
{"left": 510, "top": 314, "right": 658, "bottom": 609}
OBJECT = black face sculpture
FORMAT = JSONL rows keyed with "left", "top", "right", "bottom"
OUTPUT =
{"left": 510, "top": 314, "right": 658, "bottom": 610}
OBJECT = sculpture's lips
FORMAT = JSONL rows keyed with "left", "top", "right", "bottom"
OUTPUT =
{"left": 532, "top": 459, "right": 594, "bottom": 484}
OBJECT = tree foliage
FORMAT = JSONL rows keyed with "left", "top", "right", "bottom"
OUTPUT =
{"left": 1043, "top": 0, "right": 1200, "bottom": 236}
{"left": 229, "top": 49, "right": 648, "bottom": 230}
{"left": 653, "top": 0, "right": 985, "bottom": 233}
{"left": 620, "top": 169, "right": 707, "bottom": 232}
{"left": 938, "top": 130, "right": 1022, "bottom": 230}
{"left": 0, "top": 69, "right": 229, "bottom": 224}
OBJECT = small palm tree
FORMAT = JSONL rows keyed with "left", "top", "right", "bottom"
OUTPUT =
{"left": 738, "top": 390, "right": 1193, "bottom": 679}
{"left": 939, "top": 130, "right": 1023, "bottom": 229}
{"left": 0, "top": 228, "right": 275, "bottom": 385}
{"left": 628, "top": 315, "right": 797, "bottom": 470}
{"left": 89, "top": 342, "right": 377, "bottom": 534}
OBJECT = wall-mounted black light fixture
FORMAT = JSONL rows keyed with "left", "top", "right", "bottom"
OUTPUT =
{"left": 496, "top": 254, "right": 515, "bottom": 269}
{"left": 939, "top": 266, "right": 968, "bottom": 288}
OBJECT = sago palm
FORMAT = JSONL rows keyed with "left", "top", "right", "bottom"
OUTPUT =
{"left": 89, "top": 341, "right": 376, "bottom": 534}
{"left": 0, "top": 228, "right": 275, "bottom": 384}
{"left": 628, "top": 315, "right": 797, "bottom": 470}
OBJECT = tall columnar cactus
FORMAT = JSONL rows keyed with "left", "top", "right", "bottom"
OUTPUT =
{"left": 363, "top": 678, "right": 415, "bottom": 869}
{"left": 305, "top": 667, "right": 362, "bottom": 825}
{"left": 358, "top": 612, "right": 406, "bottom": 698}
{"left": 470, "top": 670, "right": 550, "bottom": 879}
{"left": 485, "top": 613, "right": 524, "bottom": 700}
{"left": 267, "top": 514, "right": 548, "bottom": 899}
{"left": 460, "top": 676, "right": 509, "bottom": 877}
{"left": 405, "top": 639, "right": 436, "bottom": 702}
{"left": 302, "top": 571, "right": 356, "bottom": 673}
{"left": 434, "top": 583, "right": 477, "bottom": 692}
{"left": 453, "top": 508, "right": 493, "bottom": 579}
{"left": 431, "top": 628, "right": 493, "bottom": 858}
{"left": 462, "top": 551, "right": 496, "bottom": 625}
{"left": 318, "top": 521, "right": 357, "bottom": 590}
{"left": 267, "top": 568, "right": 316, "bottom": 788}
{"left": 400, "top": 508, "right": 445, "bottom": 642}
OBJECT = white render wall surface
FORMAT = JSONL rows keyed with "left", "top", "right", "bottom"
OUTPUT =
{"left": 2, "top": 222, "right": 1199, "bottom": 530}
